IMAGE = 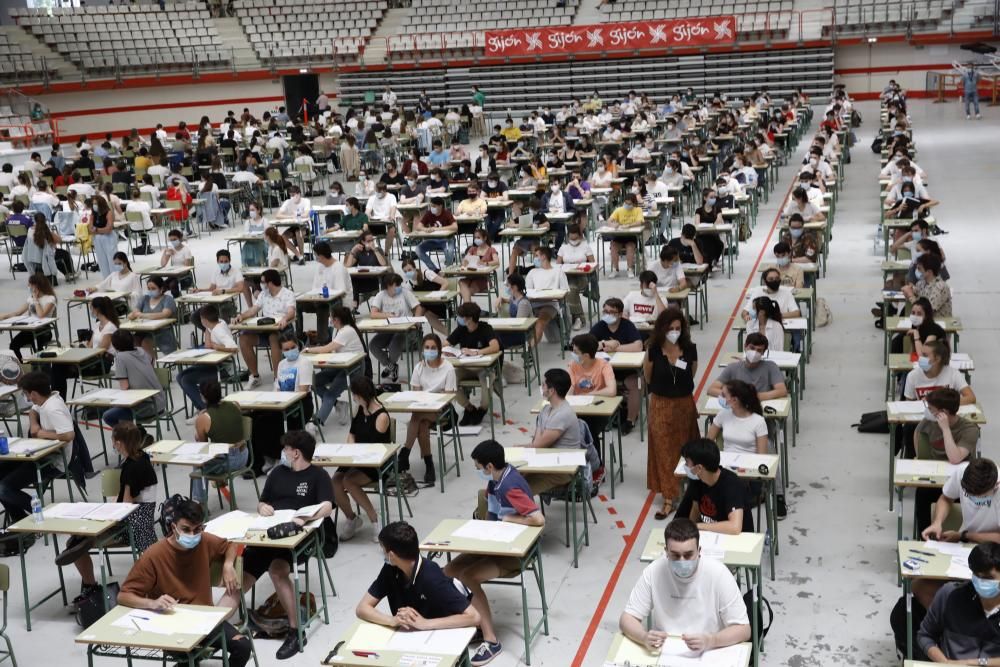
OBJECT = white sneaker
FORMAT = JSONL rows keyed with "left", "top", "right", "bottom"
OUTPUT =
{"left": 185, "top": 414, "right": 198, "bottom": 425}
{"left": 305, "top": 422, "right": 320, "bottom": 439}
{"left": 339, "top": 513, "right": 363, "bottom": 541}
{"left": 967, "top": 114, "right": 972, "bottom": 120}
{"left": 627, "top": 269, "right": 636, "bottom": 279}
{"left": 572, "top": 317, "right": 584, "bottom": 331}
{"left": 248, "top": 375, "right": 262, "bottom": 389}
{"left": 335, "top": 401, "right": 350, "bottom": 425}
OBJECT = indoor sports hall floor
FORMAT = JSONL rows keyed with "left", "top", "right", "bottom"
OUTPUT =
{"left": 1, "top": 98, "right": 994, "bottom": 665}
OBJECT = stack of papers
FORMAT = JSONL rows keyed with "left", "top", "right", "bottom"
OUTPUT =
{"left": 231, "top": 391, "right": 288, "bottom": 404}
{"left": 887, "top": 401, "right": 925, "bottom": 414}
{"left": 385, "top": 627, "right": 474, "bottom": 653}
{"left": 313, "top": 443, "right": 383, "bottom": 463}
{"left": 566, "top": 396, "right": 595, "bottom": 406}
{"left": 764, "top": 350, "right": 801, "bottom": 365}
{"left": 482, "top": 317, "right": 530, "bottom": 326}
{"left": 386, "top": 316, "right": 428, "bottom": 325}
{"left": 452, "top": 520, "right": 527, "bottom": 543}
{"left": 248, "top": 504, "right": 326, "bottom": 530}
{"left": 205, "top": 510, "right": 253, "bottom": 539}
{"left": 607, "top": 637, "right": 750, "bottom": 667}
{"left": 526, "top": 289, "right": 564, "bottom": 299}
{"left": 420, "top": 290, "right": 450, "bottom": 299}
{"left": 0, "top": 315, "right": 51, "bottom": 326}
{"left": 387, "top": 391, "right": 442, "bottom": 404}
{"left": 45, "top": 502, "right": 137, "bottom": 522}
{"left": 519, "top": 449, "right": 587, "bottom": 468}
{"left": 7, "top": 438, "right": 55, "bottom": 455}
{"left": 894, "top": 459, "right": 956, "bottom": 478}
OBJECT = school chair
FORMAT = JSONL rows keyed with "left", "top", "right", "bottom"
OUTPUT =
{"left": 189, "top": 416, "right": 260, "bottom": 512}
{"left": 0, "top": 564, "right": 16, "bottom": 666}
{"left": 210, "top": 556, "right": 260, "bottom": 667}
{"left": 134, "top": 368, "right": 183, "bottom": 440}
{"left": 96, "top": 468, "right": 151, "bottom": 575}
{"left": 4, "top": 223, "right": 27, "bottom": 277}
{"left": 359, "top": 417, "right": 413, "bottom": 521}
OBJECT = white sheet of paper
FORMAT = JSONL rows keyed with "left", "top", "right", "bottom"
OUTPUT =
{"left": 894, "top": 459, "right": 954, "bottom": 477}
{"left": 566, "top": 395, "right": 594, "bottom": 406}
{"left": 888, "top": 401, "right": 925, "bottom": 414}
{"left": 452, "top": 520, "right": 527, "bottom": 543}
{"left": 521, "top": 450, "right": 587, "bottom": 468}
{"left": 174, "top": 442, "right": 207, "bottom": 456}
{"left": 85, "top": 503, "right": 137, "bottom": 521}
{"left": 7, "top": 439, "right": 50, "bottom": 455}
{"left": 385, "top": 627, "right": 474, "bottom": 654}
{"left": 204, "top": 510, "right": 252, "bottom": 539}
{"left": 207, "top": 444, "right": 231, "bottom": 456}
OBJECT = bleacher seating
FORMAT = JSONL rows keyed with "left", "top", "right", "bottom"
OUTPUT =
{"left": 0, "top": 33, "right": 53, "bottom": 84}
{"left": 599, "top": 0, "right": 794, "bottom": 40}
{"left": 231, "top": 0, "right": 386, "bottom": 64}
{"left": 825, "top": 0, "right": 952, "bottom": 35}
{"left": 388, "top": 0, "right": 580, "bottom": 57}
{"left": 10, "top": 1, "right": 228, "bottom": 74}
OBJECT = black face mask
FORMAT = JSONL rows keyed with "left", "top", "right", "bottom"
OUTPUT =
{"left": 765, "top": 280, "right": 781, "bottom": 292}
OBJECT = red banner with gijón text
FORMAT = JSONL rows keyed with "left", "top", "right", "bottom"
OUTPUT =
{"left": 483, "top": 16, "right": 736, "bottom": 57}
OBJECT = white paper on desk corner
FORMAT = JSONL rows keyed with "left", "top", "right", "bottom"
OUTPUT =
{"left": 565, "top": 395, "right": 594, "bottom": 406}
{"left": 887, "top": 401, "right": 925, "bottom": 414}
{"left": 704, "top": 396, "right": 722, "bottom": 410}
{"left": 385, "top": 627, "right": 473, "bottom": 654}
{"left": 452, "top": 520, "right": 527, "bottom": 543}
{"left": 174, "top": 442, "right": 207, "bottom": 456}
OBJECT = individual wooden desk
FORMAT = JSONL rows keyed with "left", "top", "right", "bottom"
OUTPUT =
{"left": 694, "top": 222, "right": 735, "bottom": 277}
{"left": 76, "top": 604, "right": 232, "bottom": 666}
{"left": 898, "top": 540, "right": 972, "bottom": 661}
{"left": 0, "top": 315, "right": 60, "bottom": 352}
{"left": 718, "top": 351, "right": 803, "bottom": 444}
{"left": 146, "top": 439, "right": 243, "bottom": 500}
{"left": 884, "top": 315, "right": 963, "bottom": 364}
{"left": 892, "top": 458, "right": 957, "bottom": 542}
{"left": 295, "top": 288, "right": 345, "bottom": 342}
{"left": 378, "top": 391, "right": 459, "bottom": 492}
{"left": 413, "top": 288, "right": 459, "bottom": 330}
{"left": 482, "top": 316, "right": 541, "bottom": 394}
{"left": 530, "top": 396, "right": 624, "bottom": 498}
{"left": 120, "top": 317, "right": 178, "bottom": 351}
{"left": 733, "top": 316, "right": 811, "bottom": 362}
{"left": 595, "top": 223, "right": 649, "bottom": 276}
{"left": 222, "top": 390, "right": 309, "bottom": 430}
{"left": 137, "top": 263, "right": 196, "bottom": 287}
{"left": 357, "top": 317, "right": 425, "bottom": 379}
{"left": 699, "top": 394, "right": 791, "bottom": 492}
{"left": 445, "top": 351, "right": 503, "bottom": 439}
{"left": 311, "top": 442, "right": 403, "bottom": 527}
{"left": 886, "top": 401, "right": 985, "bottom": 511}
{"left": 175, "top": 291, "right": 242, "bottom": 330}
{"left": 498, "top": 224, "right": 551, "bottom": 275}
{"left": 23, "top": 346, "right": 109, "bottom": 395}
{"left": 65, "top": 290, "right": 131, "bottom": 340}
{"left": 525, "top": 287, "right": 571, "bottom": 354}
{"left": 302, "top": 351, "right": 367, "bottom": 417}
{"left": 605, "top": 634, "right": 752, "bottom": 666}
{"left": 10, "top": 504, "right": 139, "bottom": 631}
{"left": 886, "top": 352, "right": 974, "bottom": 401}
{"left": 69, "top": 388, "right": 161, "bottom": 462}
{"left": 0, "top": 438, "right": 68, "bottom": 503}
{"left": 420, "top": 518, "right": 547, "bottom": 666}
{"left": 441, "top": 264, "right": 501, "bottom": 304}
{"left": 322, "top": 621, "right": 475, "bottom": 667}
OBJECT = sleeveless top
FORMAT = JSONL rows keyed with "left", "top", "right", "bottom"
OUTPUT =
{"left": 206, "top": 402, "right": 244, "bottom": 444}
{"left": 350, "top": 405, "right": 390, "bottom": 443}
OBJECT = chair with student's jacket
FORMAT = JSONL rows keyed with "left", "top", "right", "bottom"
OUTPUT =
{"left": 199, "top": 190, "right": 228, "bottom": 231}
{"left": 38, "top": 423, "right": 93, "bottom": 504}
{"left": 189, "top": 416, "right": 260, "bottom": 512}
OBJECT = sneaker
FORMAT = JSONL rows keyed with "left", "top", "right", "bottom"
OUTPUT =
{"left": 776, "top": 495, "right": 787, "bottom": 520}
{"left": 338, "top": 513, "right": 363, "bottom": 541}
{"left": 55, "top": 535, "right": 96, "bottom": 567}
{"left": 276, "top": 632, "right": 305, "bottom": 660}
{"left": 621, "top": 420, "right": 635, "bottom": 436}
{"left": 459, "top": 408, "right": 474, "bottom": 427}
{"left": 304, "top": 422, "right": 320, "bottom": 439}
{"left": 572, "top": 317, "right": 584, "bottom": 331}
{"left": 467, "top": 406, "right": 486, "bottom": 425}
{"left": 977, "top": 113, "right": 982, "bottom": 119}
{"left": 248, "top": 374, "right": 263, "bottom": 389}
{"left": 70, "top": 583, "right": 101, "bottom": 611}
{"left": 470, "top": 640, "right": 502, "bottom": 666}
{"left": 627, "top": 269, "right": 636, "bottom": 279}
{"left": 967, "top": 114, "right": 972, "bottom": 120}
{"left": 335, "top": 401, "right": 350, "bottom": 426}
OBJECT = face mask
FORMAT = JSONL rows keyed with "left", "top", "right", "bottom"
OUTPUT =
{"left": 917, "top": 356, "right": 931, "bottom": 372}
{"left": 914, "top": 269, "right": 925, "bottom": 281}
{"left": 670, "top": 557, "right": 698, "bottom": 579}
{"left": 551, "top": 185, "right": 561, "bottom": 194}
{"left": 430, "top": 206, "right": 441, "bottom": 215}
{"left": 113, "top": 263, "right": 124, "bottom": 272}
{"left": 570, "top": 351, "right": 581, "bottom": 364}
{"left": 502, "top": 286, "right": 512, "bottom": 298}
{"left": 423, "top": 349, "right": 439, "bottom": 362}
{"left": 456, "top": 316, "right": 467, "bottom": 328}
{"left": 765, "top": 280, "right": 781, "bottom": 292}
{"left": 177, "top": 532, "right": 202, "bottom": 550}
{"left": 283, "top": 348, "right": 300, "bottom": 362}
{"left": 473, "top": 238, "right": 484, "bottom": 247}
{"left": 623, "top": 204, "right": 634, "bottom": 211}
{"left": 533, "top": 257, "right": 543, "bottom": 268}
{"left": 249, "top": 210, "right": 259, "bottom": 219}
{"left": 790, "top": 228, "right": 803, "bottom": 239}
{"left": 488, "top": 180, "right": 497, "bottom": 187}
{"left": 641, "top": 288, "right": 654, "bottom": 298}
{"left": 377, "top": 192, "right": 386, "bottom": 199}
{"left": 973, "top": 576, "right": 1000, "bottom": 599}
{"left": 969, "top": 493, "right": 995, "bottom": 508}
{"left": 171, "top": 239, "right": 181, "bottom": 249}
{"left": 776, "top": 256, "right": 790, "bottom": 267}
{"left": 477, "top": 468, "right": 493, "bottom": 482}
{"left": 601, "top": 314, "right": 617, "bottom": 326}
{"left": 684, "top": 464, "right": 699, "bottom": 480}
{"left": 146, "top": 289, "right": 158, "bottom": 298}
{"left": 745, "top": 349, "right": 763, "bottom": 364}
{"left": 403, "top": 270, "right": 416, "bottom": 282}
{"left": 219, "top": 262, "right": 230, "bottom": 272}
{"left": 406, "top": 179, "right": 416, "bottom": 187}
{"left": 911, "top": 231, "right": 923, "bottom": 242}
{"left": 280, "top": 450, "right": 291, "bottom": 467}
{"left": 665, "top": 167, "right": 674, "bottom": 175}
{"left": 706, "top": 197, "right": 716, "bottom": 207}
{"left": 666, "top": 330, "right": 682, "bottom": 344}
{"left": 903, "top": 176, "right": 913, "bottom": 183}
{"left": 718, "top": 396, "right": 730, "bottom": 410}
{"left": 910, "top": 315, "right": 924, "bottom": 327}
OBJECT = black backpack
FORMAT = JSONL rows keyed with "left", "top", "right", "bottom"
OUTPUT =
{"left": 853, "top": 410, "right": 889, "bottom": 434}
{"left": 76, "top": 581, "right": 120, "bottom": 628}
{"left": 745, "top": 590, "right": 773, "bottom": 660}
{"left": 157, "top": 493, "right": 188, "bottom": 537}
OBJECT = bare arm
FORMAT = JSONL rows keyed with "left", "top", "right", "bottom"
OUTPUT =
{"left": 698, "top": 508, "right": 743, "bottom": 535}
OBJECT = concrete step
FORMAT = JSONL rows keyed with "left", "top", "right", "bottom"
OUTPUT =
{"left": 210, "top": 16, "right": 262, "bottom": 70}
{"left": 1, "top": 25, "right": 81, "bottom": 80}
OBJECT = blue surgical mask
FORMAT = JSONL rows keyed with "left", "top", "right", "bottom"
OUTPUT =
{"left": 570, "top": 352, "right": 581, "bottom": 364}
{"left": 790, "top": 228, "right": 803, "bottom": 239}
{"left": 601, "top": 314, "right": 617, "bottom": 326}
{"left": 146, "top": 289, "right": 158, "bottom": 298}
{"left": 403, "top": 270, "right": 416, "bottom": 282}
{"left": 915, "top": 269, "right": 925, "bottom": 281}
{"left": 177, "top": 532, "right": 202, "bottom": 550}
{"left": 477, "top": 468, "right": 493, "bottom": 482}
{"left": 718, "top": 396, "right": 730, "bottom": 410}
{"left": 532, "top": 257, "right": 543, "bottom": 268}
{"left": 917, "top": 356, "right": 931, "bottom": 372}
{"left": 912, "top": 231, "right": 923, "bottom": 242}
{"left": 973, "top": 576, "right": 1000, "bottom": 599}
{"left": 171, "top": 239, "right": 181, "bottom": 249}
{"left": 706, "top": 197, "right": 716, "bottom": 206}
{"left": 456, "top": 316, "right": 467, "bottom": 328}
{"left": 423, "top": 349, "right": 439, "bottom": 362}
{"left": 776, "top": 256, "right": 790, "bottom": 267}
{"left": 685, "top": 465, "right": 699, "bottom": 481}
{"left": 474, "top": 238, "right": 484, "bottom": 247}
{"left": 113, "top": 262, "right": 124, "bottom": 272}
{"left": 219, "top": 262, "right": 231, "bottom": 272}
{"left": 669, "top": 557, "right": 698, "bottom": 579}
{"left": 283, "top": 349, "right": 300, "bottom": 362}
{"left": 279, "top": 450, "right": 291, "bottom": 467}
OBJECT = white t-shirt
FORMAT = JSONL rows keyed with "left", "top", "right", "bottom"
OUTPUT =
{"left": 370, "top": 288, "right": 419, "bottom": 317}
{"left": 365, "top": 192, "right": 397, "bottom": 221}
{"left": 125, "top": 200, "right": 153, "bottom": 231}
{"left": 782, "top": 199, "right": 820, "bottom": 220}
{"left": 27, "top": 294, "right": 56, "bottom": 317}
{"left": 623, "top": 290, "right": 658, "bottom": 322}
{"left": 742, "top": 286, "right": 798, "bottom": 316}
{"left": 278, "top": 197, "right": 311, "bottom": 218}
{"left": 525, "top": 267, "right": 569, "bottom": 291}
{"left": 168, "top": 244, "right": 193, "bottom": 267}
{"left": 211, "top": 266, "right": 244, "bottom": 291}
{"left": 267, "top": 244, "right": 289, "bottom": 271}
{"left": 331, "top": 325, "right": 364, "bottom": 354}
{"left": 943, "top": 462, "right": 1000, "bottom": 533}
{"left": 97, "top": 270, "right": 142, "bottom": 307}
{"left": 32, "top": 393, "right": 75, "bottom": 471}
{"left": 712, "top": 409, "right": 768, "bottom": 455}
{"left": 746, "top": 318, "right": 785, "bottom": 353}
{"left": 207, "top": 320, "right": 237, "bottom": 349}
{"left": 903, "top": 365, "right": 969, "bottom": 401}
{"left": 254, "top": 287, "right": 296, "bottom": 320}
{"left": 312, "top": 260, "right": 353, "bottom": 304}
{"left": 274, "top": 355, "right": 313, "bottom": 392}
{"left": 410, "top": 361, "right": 456, "bottom": 393}
{"left": 652, "top": 261, "right": 684, "bottom": 289}
{"left": 624, "top": 556, "right": 749, "bottom": 636}
{"left": 92, "top": 320, "right": 118, "bottom": 355}
{"left": 557, "top": 241, "right": 595, "bottom": 264}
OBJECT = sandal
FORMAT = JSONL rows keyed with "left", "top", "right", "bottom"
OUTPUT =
{"left": 654, "top": 501, "right": 675, "bottom": 521}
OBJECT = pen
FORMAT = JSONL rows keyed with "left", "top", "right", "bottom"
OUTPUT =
{"left": 909, "top": 556, "right": 929, "bottom": 564}
{"left": 910, "top": 550, "right": 935, "bottom": 557}
{"left": 352, "top": 651, "right": 379, "bottom": 658}
{"left": 131, "top": 618, "right": 143, "bottom": 631}
{"left": 594, "top": 400, "right": 604, "bottom": 405}
{"left": 425, "top": 541, "right": 451, "bottom": 546}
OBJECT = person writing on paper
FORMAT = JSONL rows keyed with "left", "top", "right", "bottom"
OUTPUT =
{"left": 521, "top": 369, "right": 583, "bottom": 495}
{"left": 446, "top": 440, "right": 544, "bottom": 666}
{"left": 89, "top": 251, "right": 142, "bottom": 307}
{"left": 398, "top": 334, "right": 456, "bottom": 491}
{"left": 239, "top": 430, "right": 333, "bottom": 659}
{"left": 918, "top": 542, "right": 1000, "bottom": 663}
{"left": 333, "top": 376, "right": 391, "bottom": 542}
{"left": 903, "top": 340, "right": 976, "bottom": 405}
{"left": 233, "top": 269, "right": 296, "bottom": 387}
{"left": 117, "top": 499, "right": 250, "bottom": 667}
{"left": 651, "top": 246, "right": 688, "bottom": 292}
{"left": 917, "top": 459, "right": 1000, "bottom": 611}
{"left": 446, "top": 302, "right": 500, "bottom": 427}
{"left": 58, "top": 422, "right": 158, "bottom": 608}
{"left": 0, "top": 273, "right": 57, "bottom": 362}
{"left": 359, "top": 521, "right": 480, "bottom": 631}
{"left": 676, "top": 438, "right": 754, "bottom": 534}
{"left": 619, "top": 517, "right": 750, "bottom": 653}
{"left": 458, "top": 228, "right": 501, "bottom": 305}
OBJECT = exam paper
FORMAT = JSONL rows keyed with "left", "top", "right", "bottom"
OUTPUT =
{"left": 894, "top": 459, "right": 954, "bottom": 477}
{"left": 887, "top": 401, "right": 925, "bottom": 414}
{"left": 386, "top": 628, "right": 474, "bottom": 654}
{"left": 566, "top": 396, "right": 594, "bottom": 406}
{"left": 205, "top": 510, "right": 252, "bottom": 539}
{"left": 7, "top": 439, "right": 50, "bottom": 455}
{"left": 174, "top": 442, "right": 208, "bottom": 456}
{"left": 452, "top": 520, "right": 527, "bottom": 543}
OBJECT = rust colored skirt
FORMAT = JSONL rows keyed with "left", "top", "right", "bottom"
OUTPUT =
{"left": 647, "top": 393, "right": 701, "bottom": 501}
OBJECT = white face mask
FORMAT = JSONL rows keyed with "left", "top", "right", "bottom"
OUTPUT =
{"left": 745, "top": 349, "right": 762, "bottom": 364}
{"left": 666, "top": 330, "right": 682, "bottom": 344}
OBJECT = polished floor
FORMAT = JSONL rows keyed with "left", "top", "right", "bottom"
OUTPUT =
{"left": 0, "top": 98, "right": 993, "bottom": 666}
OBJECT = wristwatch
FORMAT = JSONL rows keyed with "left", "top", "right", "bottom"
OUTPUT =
{"left": 962, "top": 530, "right": 970, "bottom": 543}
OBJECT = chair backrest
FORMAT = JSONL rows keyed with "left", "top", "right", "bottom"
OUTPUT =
{"left": 165, "top": 199, "right": 181, "bottom": 210}
{"left": 101, "top": 468, "right": 121, "bottom": 500}
{"left": 943, "top": 503, "right": 963, "bottom": 532}
{"left": 6, "top": 223, "right": 27, "bottom": 240}
{"left": 0, "top": 563, "right": 8, "bottom": 593}
{"left": 125, "top": 210, "right": 144, "bottom": 223}
{"left": 154, "top": 366, "right": 171, "bottom": 390}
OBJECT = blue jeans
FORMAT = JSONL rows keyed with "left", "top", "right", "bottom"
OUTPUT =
{"left": 965, "top": 90, "right": 980, "bottom": 115}
{"left": 190, "top": 447, "right": 250, "bottom": 504}
{"left": 416, "top": 238, "right": 455, "bottom": 272}
{"left": 92, "top": 231, "right": 119, "bottom": 277}
{"left": 103, "top": 406, "right": 134, "bottom": 426}
{"left": 178, "top": 365, "right": 217, "bottom": 411}
{"left": 315, "top": 367, "right": 353, "bottom": 424}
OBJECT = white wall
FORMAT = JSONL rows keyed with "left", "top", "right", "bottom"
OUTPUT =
{"left": 835, "top": 41, "right": 996, "bottom": 97}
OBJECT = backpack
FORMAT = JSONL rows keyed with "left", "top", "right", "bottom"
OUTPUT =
{"left": 249, "top": 591, "right": 317, "bottom": 638}
{"left": 851, "top": 109, "right": 862, "bottom": 128}
{"left": 871, "top": 134, "right": 883, "bottom": 154}
{"left": 320, "top": 516, "right": 339, "bottom": 558}
{"left": 157, "top": 493, "right": 188, "bottom": 537}
{"left": 0, "top": 531, "right": 32, "bottom": 557}
{"left": 853, "top": 410, "right": 889, "bottom": 434}
{"left": 815, "top": 297, "right": 832, "bottom": 328}
{"left": 890, "top": 594, "right": 928, "bottom": 661}
{"left": 745, "top": 589, "right": 773, "bottom": 661}
{"left": 76, "top": 581, "right": 120, "bottom": 628}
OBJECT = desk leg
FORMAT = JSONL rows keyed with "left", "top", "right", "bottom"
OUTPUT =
{"left": 18, "top": 537, "right": 30, "bottom": 631}
{"left": 160, "top": 464, "right": 171, "bottom": 498}
{"left": 896, "top": 487, "right": 904, "bottom": 543}
{"left": 751, "top": 568, "right": 760, "bottom": 667}
{"left": 905, "top": 579, "right": 913, "bottom": 660}
{"left": 889, "top": 428, "right": 896, "bottom": 512}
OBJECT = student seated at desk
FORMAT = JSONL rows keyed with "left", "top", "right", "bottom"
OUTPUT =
{"left": 505, "top": 198, "right": 547, "bottom": 276}
{"left": 89, "top": 251, "right": 141, "bottom": 308}
{"left": 178, "top": 305, "right": 238, "bottom": 412}
{"left": 57, "top": 422, "right": 158, "bottom": 606}
{"left": 398, "top": 333, "right": 456, "bottom": 490}
{"left": 890, "top": 297, "right": 945, "bottom": 357}
{"left": 742, "top": 269, "right": 800, "bottom": 322}
{"left": 400, "top": 255, "right": 449, "bottom": 336}
{"left": 590, "top": 297, "right": 643, "bottom": 430}
{"left": 782, "top": 187, "right": 825, "bottom": 222}
{"left": 364, "top": 183, "right": 398, "bottom": 257}
{"left": 0, "top": 273, "right": 56, "bottom": 362}
{"left": 333, "top": 376, "right": 391, "bottom": 542}
{"left": 3, "top": 371, "right": 74, "bottom": 533}
{"left": 619, "top": 517, "right": 750, "bottom": 653}
{"left": 746, "top": 297, "right": 786, "bottom": 352}
{"left": 918, "top": 542, "right": 1000, "bottom": 664}
{"left": 103, "top": 330, "right": 164, "bottom": 439}
{"left": 159, "top": 228, "right": 194, "bottom": 297}
{"left": 555, "top": 224, "right": 596, "bottom": 332}
{"left": 445, "top": 440, "right": 545, "bottom": 666}
{"left": 567, "top": 333, "right": 616, "bottom": 440}
{"left": 239, "top": 430, "right": 333, "bottom": 659}
{"left": 369, "top": 273, "right": 424, "bottom": 383}
{"left": 677, "top": 438, "right": 754, "bottom": 534}
{"left": 241, "top": 201, "right": 268, "bottom": 268}
{"left": 447, "top": 302, "right": 500, "bottom": 427}
{"left": 768, "top": 241, "right": 804, "bottom": 289}
{"left": 189, "top": 377, "right": 247, "bottom": 503}
{"left": 903, "top": 340, "right": 975, "bottom": 405}
{"left": 624, "top": 270, "right": 668, "bottom": 324}
{"left": 306, "top": 306, "right": 367, "bottom": 430}
{"left": 525, "top": 246, "right": 569, "bottom": 345}
{"left": 51, "top": 295, "right": 118, "bottom": 398}
{"left": 692, "top": 188, "right": 726, "bottom": 269}
{"left": 359, "top": 521, "right": 480, "bottom": 631}
{"left": 190, "top": 249, "right": 244, "bottom": 331}
{"left": 667, "top": 223, "right": 707, "bottom": 266}
{"left": 606, "top": 193, "right": 645, "bottom": 279}
{"left": 414, "top": 196, "right": 458, "bottom": 273}
{"left": 493, "top": 273, "right": 532, "bottom": 384}
{"left": 344, "top": 229, "right": 389, "bottom": 302}
{"left": 902, "top": 253, "right": 952, "bottom": 317}
{"left": 706, "top": 380, "right": 768, "bottom": 458}
{"left": 329, "top": 196, "right": 367, "bottom": 233}
{"left": 117, "top": 499, "right": 250, "bottom": 667}
{"left": 459, "top": 227, "right": 501, "bottom": 304}
{"left": 520, "top": 368, "right": 583, "bottom": 493}
{"left": 651, "top": 246, "right": 688, "bottom": 292}
{"left": 708, "top": 333, "right": 787, "bottom": 401}
{"left": 273, "top": 184, "right": 310, "bottom": 265}
{"left": 233, "top": 269, "right": 296, "bottom": 388}
{"left": 128, "top": 276, "right": 177, "bottom": 356}
{"left": 917, "top": 459, "right": 1000, "bottom": 610}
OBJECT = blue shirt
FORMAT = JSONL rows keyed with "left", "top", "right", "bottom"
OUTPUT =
{"left": 486, "top": 465, "right": 539, "bottom": 520}
{"left": 428, "top": 150, "right": 449, "bottom": 167}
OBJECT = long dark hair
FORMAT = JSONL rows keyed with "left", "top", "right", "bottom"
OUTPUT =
{"left": 330, "top": 305, "right": 362, "bottom": 343}
{"left": 751, "top": 297, "right": 783, "bottom": 328}
{"left": 91, "top": 295, "right": 120, "bottom": 327}
{"left": 724, "top": 379, "right": 763, "bottom": 416}
{"left": 649, "top": 306, "right": 691, "bottom": 350}
{"left": 350, "top": 375, "right": 380, "bottom": 406}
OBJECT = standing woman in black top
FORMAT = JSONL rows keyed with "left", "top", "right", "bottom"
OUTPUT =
{"left": 332, "top": 376, "right": 391, "bottom": 542}
{"left": 693, "top": 187, "right": 725, "bottom": 269}
{"left": 643, "top": 307, "right": 700, "bottom": 520}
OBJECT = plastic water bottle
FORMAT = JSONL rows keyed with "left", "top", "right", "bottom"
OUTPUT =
{"left": 321, "top": 282, "right": 329, "bottom": 299}
{"left": 0, "top": 428, "right": 8, "bottom": 455}
{"left": 30, "top": 494, "right": 43, "bottom": 524}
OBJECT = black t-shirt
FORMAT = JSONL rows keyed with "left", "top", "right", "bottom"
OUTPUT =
{"left": 917, "top": 321, "right": 946, "bottom": 344}
{"left": 260, "top": 464, "right": 335, "bottom": 511}
{"left": 380, "top": 172, "right": 406, "bottom": 187}
{"left": 367, "top": 557, "right": 471, "bottom": 618}
{"left": 676, "top": 468, "right": 754, "bottom": 532}
{"left": 695, "top": 205, "right": 721, "bottom": 224}
{"left": 589, "top": 318, "right": 642, "bottom": 346}
{"left": 118, "top": 453, "right": 158, "bottom": 502}
{"left": 667, "top": 236, "right": 703, "bottom": 265}
{"left": 647, "top": 341, "right": 697, "bottom": 397}
{"left": 447, "top": 322, "right": 498, "bottom": 351}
